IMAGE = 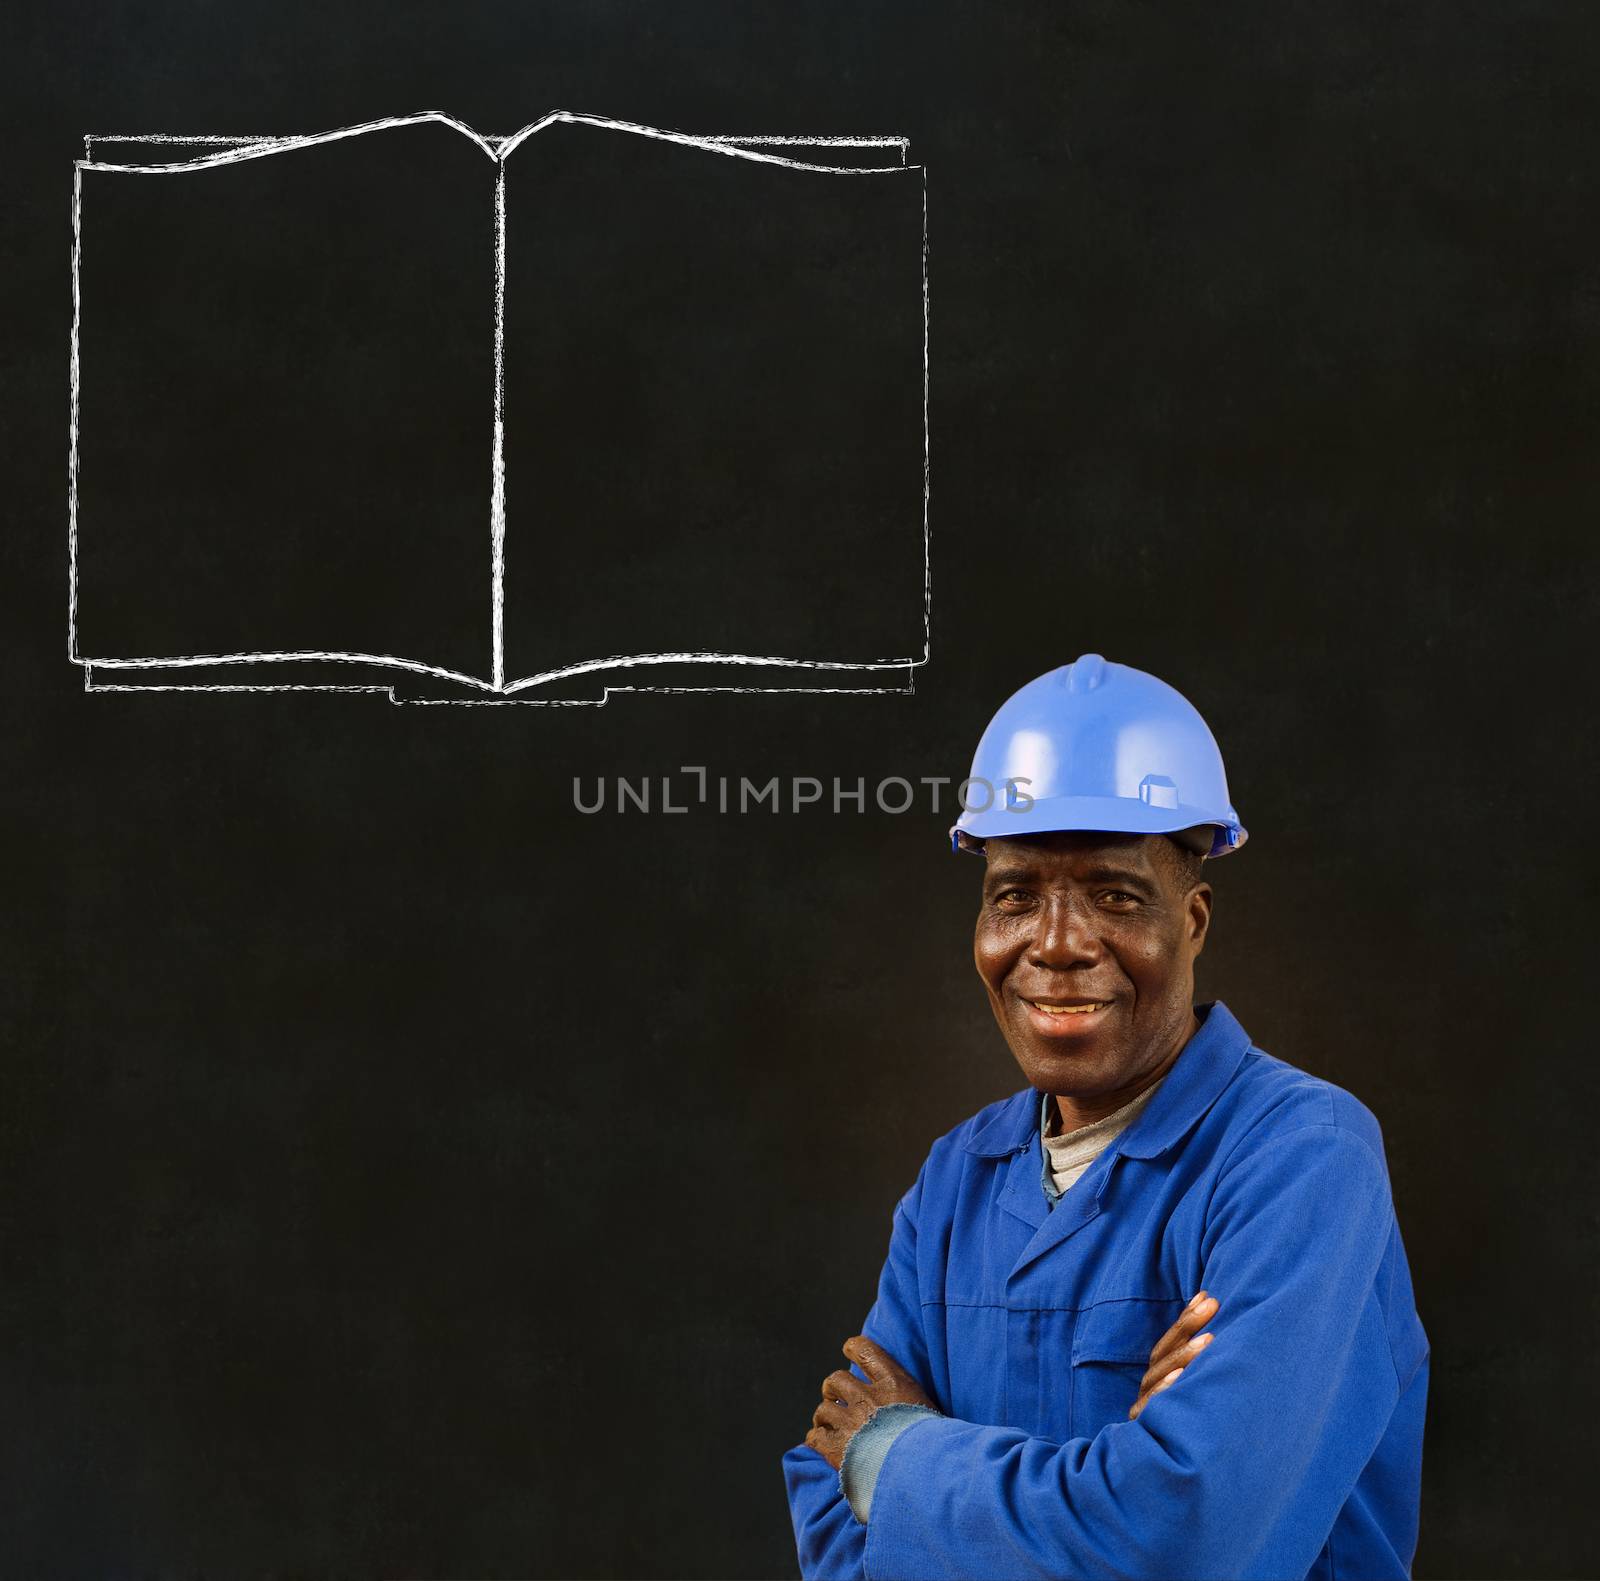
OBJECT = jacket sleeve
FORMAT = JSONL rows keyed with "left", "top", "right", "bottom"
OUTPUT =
{"left": 781, "top": 1167, "right": 936, "bottom": 1581}
{"left": 859, "top": 1123, "right": 1404, "bottom": 1581}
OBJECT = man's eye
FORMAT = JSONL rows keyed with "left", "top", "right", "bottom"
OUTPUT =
{"left": 993, "top": 888, "right": 1034, "bottom": 907}
{"left": 1100, "top": 891, "right": 1140, "bottom": 906}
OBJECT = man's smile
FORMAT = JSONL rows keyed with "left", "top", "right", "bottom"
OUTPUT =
{"left": 1020, "top": 995, "right": 1116, "bottom": 1037}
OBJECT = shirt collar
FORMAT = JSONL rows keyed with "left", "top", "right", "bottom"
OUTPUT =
{"left": 962, "top": 1000, "right": 1253, "bottom": 1159}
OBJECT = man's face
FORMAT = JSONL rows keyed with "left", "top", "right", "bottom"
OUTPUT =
{"left": 974, "top": 831, "right": 1213, "bottom": 1106}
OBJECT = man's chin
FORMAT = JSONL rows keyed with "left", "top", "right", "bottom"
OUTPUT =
{"left": 1009, "top": 1029, "right": 1120, "bottom": 1087}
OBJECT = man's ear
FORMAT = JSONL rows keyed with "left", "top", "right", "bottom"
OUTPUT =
{"left": 1187, "top": 883, "right": 1213, "bottom": 957}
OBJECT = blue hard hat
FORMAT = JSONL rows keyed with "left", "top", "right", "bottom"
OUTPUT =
{"left": 950, "top": 654, "right": 1247, "bottom": 859}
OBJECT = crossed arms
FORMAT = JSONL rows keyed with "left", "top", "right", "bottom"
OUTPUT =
{"left": 782, "top": 1125, "right": 1406, "bottom": 1581}
{"left": 807, "top": 1291, "right": 1219, "bottom": 1472}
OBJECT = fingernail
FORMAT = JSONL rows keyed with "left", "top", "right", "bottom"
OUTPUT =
{"left": 1158, "top": 1367, "right": 1184, "bottom": 1390}
{"left": 1189, "top": 1333, "right": 1213, "bottom": 1351}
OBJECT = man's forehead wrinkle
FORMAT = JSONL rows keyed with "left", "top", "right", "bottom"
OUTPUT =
{"left": 1076, "top": 865, "right": 1157, "bottom": 888}
{"left": 982, "top": 836, "right": 1161, "bottom": 883}
{"left": 985, "top": 863, "right": 1154, "bottom": 891}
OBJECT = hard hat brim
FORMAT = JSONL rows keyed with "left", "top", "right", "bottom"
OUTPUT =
{"left": 951, "top": 792, "right": 1246, "bottom": 859}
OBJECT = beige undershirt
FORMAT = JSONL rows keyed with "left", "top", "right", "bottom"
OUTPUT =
{"left": 1043, "top": 1075, "right": 1168, "bottom": 1196}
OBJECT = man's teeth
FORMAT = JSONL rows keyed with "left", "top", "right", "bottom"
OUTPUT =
{"left": 1034, "top": 1002, "right": 1106, "bottom": 1015}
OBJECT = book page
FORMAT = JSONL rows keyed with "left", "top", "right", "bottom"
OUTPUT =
{"left": 74, "top": 118, "right": 497, "bottom": 690}
{"left": 499, "top": 120, "right": 926, "bottom": 695}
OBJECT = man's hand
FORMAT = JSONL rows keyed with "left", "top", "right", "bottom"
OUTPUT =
{"left": 1129, "top": 1290, "right": 1219, "bottom": 1421}
{"left": 806, "top": 1335, "right": 936, "bottom": 1470}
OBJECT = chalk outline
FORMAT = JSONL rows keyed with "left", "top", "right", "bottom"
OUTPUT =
{"left": 70, "top": 111, "right": 930, "bottom": 705}
{"left": 83, "top": 660, "right": 919, "bottom": 707}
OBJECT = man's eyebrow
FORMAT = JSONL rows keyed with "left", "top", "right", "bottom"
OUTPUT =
{"left": 983, "top": 864, "right": 1156, "bottom": 891}
{"left": 983, "top": 865, "right": 1039, "bottom": 888}
{"left": 984, "top": 863, "right": 1157, "bottom": 891}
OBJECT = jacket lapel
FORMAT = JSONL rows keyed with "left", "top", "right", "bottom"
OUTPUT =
{"left": 1006, "top": 1142, "right": 1114, "bottom": 1282}
{"left": 997, "top": 1139, "right": 1050, "bottom": 1232}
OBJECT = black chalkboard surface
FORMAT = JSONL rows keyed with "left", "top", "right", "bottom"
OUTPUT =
{"left": 3, "top": 4, "right": 1597, "bottom": 1578}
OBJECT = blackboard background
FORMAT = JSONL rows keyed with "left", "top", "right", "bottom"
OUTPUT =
{"left": 2, "top": 2, "right": 1594, "bottom": 1576}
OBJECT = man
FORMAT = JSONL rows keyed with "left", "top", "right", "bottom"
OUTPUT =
{"left": 781, "top": 655, "right": 1429, "bottom": 1580}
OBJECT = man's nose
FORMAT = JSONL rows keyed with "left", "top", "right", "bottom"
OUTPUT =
{"left": 1028, "top": 896, "right": 1101, "bottom": 969}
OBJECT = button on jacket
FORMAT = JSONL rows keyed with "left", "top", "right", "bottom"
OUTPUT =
{"left": 781, "top": 1002, "right": 1430, "bottom": 1580}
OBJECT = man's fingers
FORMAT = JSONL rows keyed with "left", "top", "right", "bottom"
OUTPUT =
{"left": 1146, "top": 1292, "right": 1219, "bottom": 1374}
{"left": 820, "top": 1368, "right": 868, "bottom": 1404}
{"left": 811, "top": 1396, "right": 849, "bottom": 1430}
{"left": 1129, "top": 1294, "right": 1220, "bottom": 1421}
{"left": 842, "top": 1334, "right": 910, "bottom": 1384}
{"left": 1139, "top": 1329, "right": 1215, "bottom": 1395}
{"left": 1129, "top": 1363, "right": 1190, "bottom": 1421}
{"left": 807, "top": 1422, "right": 849, "bottom": 1471}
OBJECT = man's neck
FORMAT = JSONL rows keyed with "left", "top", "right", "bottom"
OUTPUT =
{"left": 1051, "top": 1007, "right": 1199, "bottom": 1135}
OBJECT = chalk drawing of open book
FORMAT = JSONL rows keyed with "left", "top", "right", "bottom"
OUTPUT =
{"left": 69, "top": 111, "right": 928, "bottom": 704}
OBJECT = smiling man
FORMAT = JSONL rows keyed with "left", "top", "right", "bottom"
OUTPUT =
{"left": 781, "top": 655, "right": 1430, "bottom": 1581}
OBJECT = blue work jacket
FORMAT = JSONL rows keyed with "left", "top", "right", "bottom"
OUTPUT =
{"left": 782, "top": 1002, "right": 1429, "bottom": 1580}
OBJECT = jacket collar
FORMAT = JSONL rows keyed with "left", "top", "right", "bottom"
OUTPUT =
{"left": 961, "top": 1001, "right": 1253, "bottom": 1160}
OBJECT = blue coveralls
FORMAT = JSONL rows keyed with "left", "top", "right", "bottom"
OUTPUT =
{"left": 782, "top": 1002, "right": 1429, "bottom": 1580}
